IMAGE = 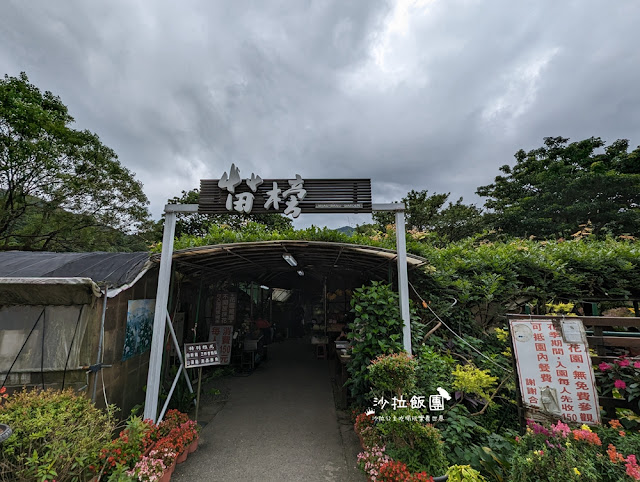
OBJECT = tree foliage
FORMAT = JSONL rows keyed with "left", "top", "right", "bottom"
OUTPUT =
{"left": 149, "top": 188, "right": 293, "bottom": 241}
{"left": 477, "top": 136, "right": 640, "bottom": 239}
{"left": 0, "top": 72, "right": 150, "bottom": 251}
{"left": 372, "top": 190, "right": 485, "bottom": 243}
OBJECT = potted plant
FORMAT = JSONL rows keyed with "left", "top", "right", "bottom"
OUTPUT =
{"left": 150, "top": 441, "right": 178, "bottom": 475}
{"left": 127, "top": 455, "right": 166, "bottom": 482}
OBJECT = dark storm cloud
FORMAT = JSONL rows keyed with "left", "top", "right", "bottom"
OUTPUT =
{"left": 1, "top": 0, "right": 639, "bottom": 228}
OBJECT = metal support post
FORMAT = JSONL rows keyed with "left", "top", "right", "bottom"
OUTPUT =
{"left": 395, "top": 209, "right": 412, "bottom": 354}
{"left": 144, "top": 210, "right": 177, "bottom": 422}
{"left": 166, "top": 311, "right": 194, "bottom": 394}
{"left": 372, "top": 203, "right": 412, "bottom": 354}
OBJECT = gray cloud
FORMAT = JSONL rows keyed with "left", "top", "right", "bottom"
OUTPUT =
{"left": 1, "top": 0, "right": 639, "bottom": 229}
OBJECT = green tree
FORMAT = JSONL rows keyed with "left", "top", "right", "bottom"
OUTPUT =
{"left": 477, "top": 136, "right": 640, "bottom": 238}
{"left": 149, "top": 188, "right": 293, "bottom": 241}
{"left": 372, "top": 190, "right": 485, "bottom": 242}
{"left": 0, "top": 72, "right": 150, "bottom": 251}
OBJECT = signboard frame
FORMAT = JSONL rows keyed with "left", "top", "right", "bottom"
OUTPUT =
{"left": 509, "top": 315, "right": 600, "bottom": 425}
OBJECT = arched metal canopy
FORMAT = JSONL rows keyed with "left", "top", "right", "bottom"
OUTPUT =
{"left": 158, "top": 240, "right": 428, "bottom": 287}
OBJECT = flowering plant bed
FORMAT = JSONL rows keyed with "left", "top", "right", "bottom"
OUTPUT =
{"left": 511, "top": 419, "right": 640, "bottom": 481}
{"left": 354, "top": 411, "right": 460, "bottom": 481}
{"left": 94, "top": 410, "right": 199, "bottom": 481}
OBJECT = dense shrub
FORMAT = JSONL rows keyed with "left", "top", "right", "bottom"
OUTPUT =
{"left": 376, "top": 408, "right": 449, "bottom": 476}
{"left": 346, "top": 282, "right": 404, "bottom": 405}
{"left": 0, "top": 388, "right": 116, "bottom": 482}
{"left": 368, "top": 352, "right": 417, "bottom": 398}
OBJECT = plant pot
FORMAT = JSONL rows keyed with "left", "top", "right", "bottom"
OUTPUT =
{"left": 168, "top": 459, "right": 177, "bottom": 475}
{"left": 188, "top": 436, "right": 199, "bottom": 454}
{"left": 159, "top": 468, "right": 172, "bottom": 482}
{"left": 142, "top": 441, "right": 156, "bottom": 457}
{"left": 176, "top": 449, "right": 188, "bottom": 464}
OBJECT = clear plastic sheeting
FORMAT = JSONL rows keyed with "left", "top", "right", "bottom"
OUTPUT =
{"left": 0, "top": 305, "right": 90, "bottom": 377}
{"left": 0, "top": 278, "right": 101, "bottom": 306}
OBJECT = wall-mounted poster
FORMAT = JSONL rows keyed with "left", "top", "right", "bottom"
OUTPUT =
{"left": 122, "top": 299, "right": 155, "bottom": 361}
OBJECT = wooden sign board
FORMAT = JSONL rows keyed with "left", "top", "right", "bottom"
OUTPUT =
{"left": 199, "top": 165, "right": 371, "bottom": 218}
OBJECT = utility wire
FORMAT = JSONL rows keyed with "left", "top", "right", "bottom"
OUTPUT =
{"left": 408, "top": 281, "right": 512, "bottom": 373}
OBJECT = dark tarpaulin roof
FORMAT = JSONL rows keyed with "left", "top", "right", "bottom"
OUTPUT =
{"left": 0, "top": 251, "right": 151, "bottom": 289}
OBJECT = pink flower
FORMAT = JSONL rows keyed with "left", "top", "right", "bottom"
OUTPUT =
{"left": 599, "top": 362, "right": 612, "bottom": 371}
{"left": 626, "top": 454, "right": 640, "bottom": 480}
{"left": 551, "top": 421, "right": 571, "bottom": 437}
{"left": 616, "top": 359, "right": 631, "bottom": 367}
{"left": 615, "top": 379, "right": 627, "bottom": 389}
{"left": 633, "top": 362, "right": 640, "bottom": 369}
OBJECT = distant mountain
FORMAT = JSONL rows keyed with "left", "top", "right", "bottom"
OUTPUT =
{"left": 336, "top": 226, "right": 355, "bottom": 236}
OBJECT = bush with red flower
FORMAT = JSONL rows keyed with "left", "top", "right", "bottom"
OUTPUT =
{"left": 98, "top": 416, "right": 157, "bottom": 477}
{"left": 596, "top": 355, "right": 640, "bottom": 411}
{"left": 353, "top": 409, "right": 448, "bottom": 481}
{"left": 157, "top": 409, "right": 190, "bottom": 438}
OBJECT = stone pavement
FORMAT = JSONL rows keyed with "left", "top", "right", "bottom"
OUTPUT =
{"left": 171, "top": 339, "right": 366, "bottom": 481}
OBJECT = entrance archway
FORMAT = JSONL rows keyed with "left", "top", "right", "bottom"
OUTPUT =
{"left": 143, "top": 171, "right": 415, "bottom": 423}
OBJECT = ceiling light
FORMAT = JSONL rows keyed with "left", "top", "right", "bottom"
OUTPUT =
{"left": 283, "top": 253, "right": 297, "bottom": 267}
{"left": 260, "top": 285, "right": 269, "bottom": 290}
{"left": 297, "top": 270, "right": 304, "bottom": 276}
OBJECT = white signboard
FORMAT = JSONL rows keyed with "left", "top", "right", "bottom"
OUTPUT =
{"left": 510, "top": 318, "right": 600, "bottom": 425}
{"left": 184, "top": 342, "right": 219, "bottom": 368}
{"left": 208, "top": 325, "right": 233, "bottom": 365}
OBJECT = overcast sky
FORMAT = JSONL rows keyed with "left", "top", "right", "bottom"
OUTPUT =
{"left": 2, "top": 0, "right": 639, "bottom": 228}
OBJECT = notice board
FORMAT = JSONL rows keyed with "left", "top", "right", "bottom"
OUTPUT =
{"left": 510, "top": 317, "right": 600, "bottom": 425}
{"left": 208, "top": 325, "right": 233, "bottom": 365}
{"left": 213, "top": 292, "right": 237, "bottom": 325}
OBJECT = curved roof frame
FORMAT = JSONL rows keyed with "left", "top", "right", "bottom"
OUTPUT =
{"left": 160, "top": 240, "right": 428, "bottom": 287}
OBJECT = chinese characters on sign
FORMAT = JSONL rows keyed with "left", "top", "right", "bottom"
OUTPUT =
{"left": 208, "top": 325, "right": 233, "bottom": 365}
{"left": 373, "top": 395, "right": 429, "bottom": 410}
{"left": 213, "top": 292, "right": 237, "bottom": 325}
{"left": 510, "top": 318, "right": 600, "bottom": 425}
{"left": 373, "top": 414, "right": 444, "bottom": 423}
{"left": 184, "top": 342, "right": 219, "bottom": 368}
{"left": 371, "top": 391, "right": 448, "bottom": 423}
{"left": 199, "top": 166, "right": 372, "bottom": 217}
{"left": 218, "top": 164, "right": 307, "bottom": 218}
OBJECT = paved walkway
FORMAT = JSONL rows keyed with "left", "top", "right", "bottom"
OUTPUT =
{"left": 172, "top": 339, "right": 365, "bottom": 481}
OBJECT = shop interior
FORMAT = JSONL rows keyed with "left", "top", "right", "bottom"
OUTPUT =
{"left": 162, "top": 240, "right": 426, "bottom": 375}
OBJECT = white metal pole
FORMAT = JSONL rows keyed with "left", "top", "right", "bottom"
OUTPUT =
{"left": 395, "top": 209, "right": 412, "bottom": 354}
{"left": 144, "top": 210, "right": 177, "bottom": 422}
